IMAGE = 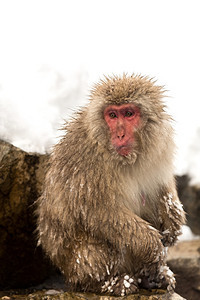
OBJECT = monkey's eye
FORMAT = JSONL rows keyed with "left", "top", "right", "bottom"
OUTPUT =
{"left": 125, "top": 111, "right": 134, "bottom": 117}
{"left": 109, "top": 112, "right": 117, "bottom": 119}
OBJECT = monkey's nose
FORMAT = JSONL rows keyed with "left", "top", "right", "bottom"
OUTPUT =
{"left": 117, "top": 123, "right": 125, "bottom": 140}
{"left": 117, "top": 133, "right": 125, "bottom": 140}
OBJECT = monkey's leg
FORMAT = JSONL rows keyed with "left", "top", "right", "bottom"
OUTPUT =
{"left": 100, "top": 247, "right": 175, "bottom": 295}
{"left": 62, "top": 238, "right": 139, "bottom": 296}
{"left": 78, "top": 206, "right": 174, "bottom": 293}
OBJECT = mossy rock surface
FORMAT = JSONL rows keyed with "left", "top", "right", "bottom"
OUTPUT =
{"left": 0, "top": 289, "right": 185, "bottom": 300}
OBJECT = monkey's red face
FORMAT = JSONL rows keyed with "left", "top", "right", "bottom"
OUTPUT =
{"left": 104, "top": 104, "right": 140, "bottom": 156}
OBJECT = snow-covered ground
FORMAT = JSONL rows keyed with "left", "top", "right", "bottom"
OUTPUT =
{"left": 0, "top": 1, "right": 199, "bottom": 241}
{"left": 179, "top": 225, "right": 200, "bottom": 241}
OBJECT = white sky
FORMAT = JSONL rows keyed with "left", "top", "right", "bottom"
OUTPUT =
{"left": 0, "top": 0, "right": 200, "bottom": 182}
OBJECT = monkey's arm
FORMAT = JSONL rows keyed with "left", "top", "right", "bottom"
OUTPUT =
{"left": 158, "top": 182, "right": 186, "bottom": 247}
{"left": 83, "top": 204, "right": 164, "bottom": 265}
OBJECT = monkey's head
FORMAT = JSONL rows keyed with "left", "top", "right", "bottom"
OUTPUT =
{"left": 86, "top": 74, "right": 173, "bottom": 165}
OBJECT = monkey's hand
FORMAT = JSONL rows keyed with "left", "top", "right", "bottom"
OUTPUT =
{"left": 158, "top": 190, "right": 186, "bottom": 247}
{"left": 139, "top": 261, "right": 176, "bottom": 292}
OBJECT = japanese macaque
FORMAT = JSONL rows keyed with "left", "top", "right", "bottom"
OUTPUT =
{"left": 36, "top": 74, "right": 185, "bottom": 296}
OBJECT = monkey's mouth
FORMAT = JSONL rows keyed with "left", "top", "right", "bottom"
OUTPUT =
{"left": 116, "top": 145, "right": 132, "bottom": 156}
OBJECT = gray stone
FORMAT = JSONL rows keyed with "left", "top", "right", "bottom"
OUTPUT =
{"left": 168, "top": 240, "right": 200, "bottom": 300}
{"left": 176, "top": 175, "right": 200, "bottom": 235}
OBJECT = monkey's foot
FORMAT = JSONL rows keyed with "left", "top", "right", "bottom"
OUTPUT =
{"left": 101, "top": 274, "right": 138, "bottom": 296}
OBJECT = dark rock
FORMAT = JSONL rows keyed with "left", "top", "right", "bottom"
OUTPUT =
{"left": 176, "top": 175, "right": 200, "bottom": 235}
{"left": 167, "top": 240, "right": 200, "bottom": 300}
{"left": 0, "top": 140, "right": 52, "bottom": 289}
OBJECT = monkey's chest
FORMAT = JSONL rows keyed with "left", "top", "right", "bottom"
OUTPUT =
{"left": 119, "top": 185, "right": 144, "bottom": 216}
{"left": 118, "top": 169, "right": 156, "bottom": 218}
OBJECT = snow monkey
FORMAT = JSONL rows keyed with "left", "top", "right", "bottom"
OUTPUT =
{"left": 36, "top": 74, "right": 185, "bottom": 296}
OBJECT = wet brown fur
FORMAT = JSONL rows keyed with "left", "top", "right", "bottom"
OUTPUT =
{"left": 36, "top": 74, "right": 185, "bottom": 295}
